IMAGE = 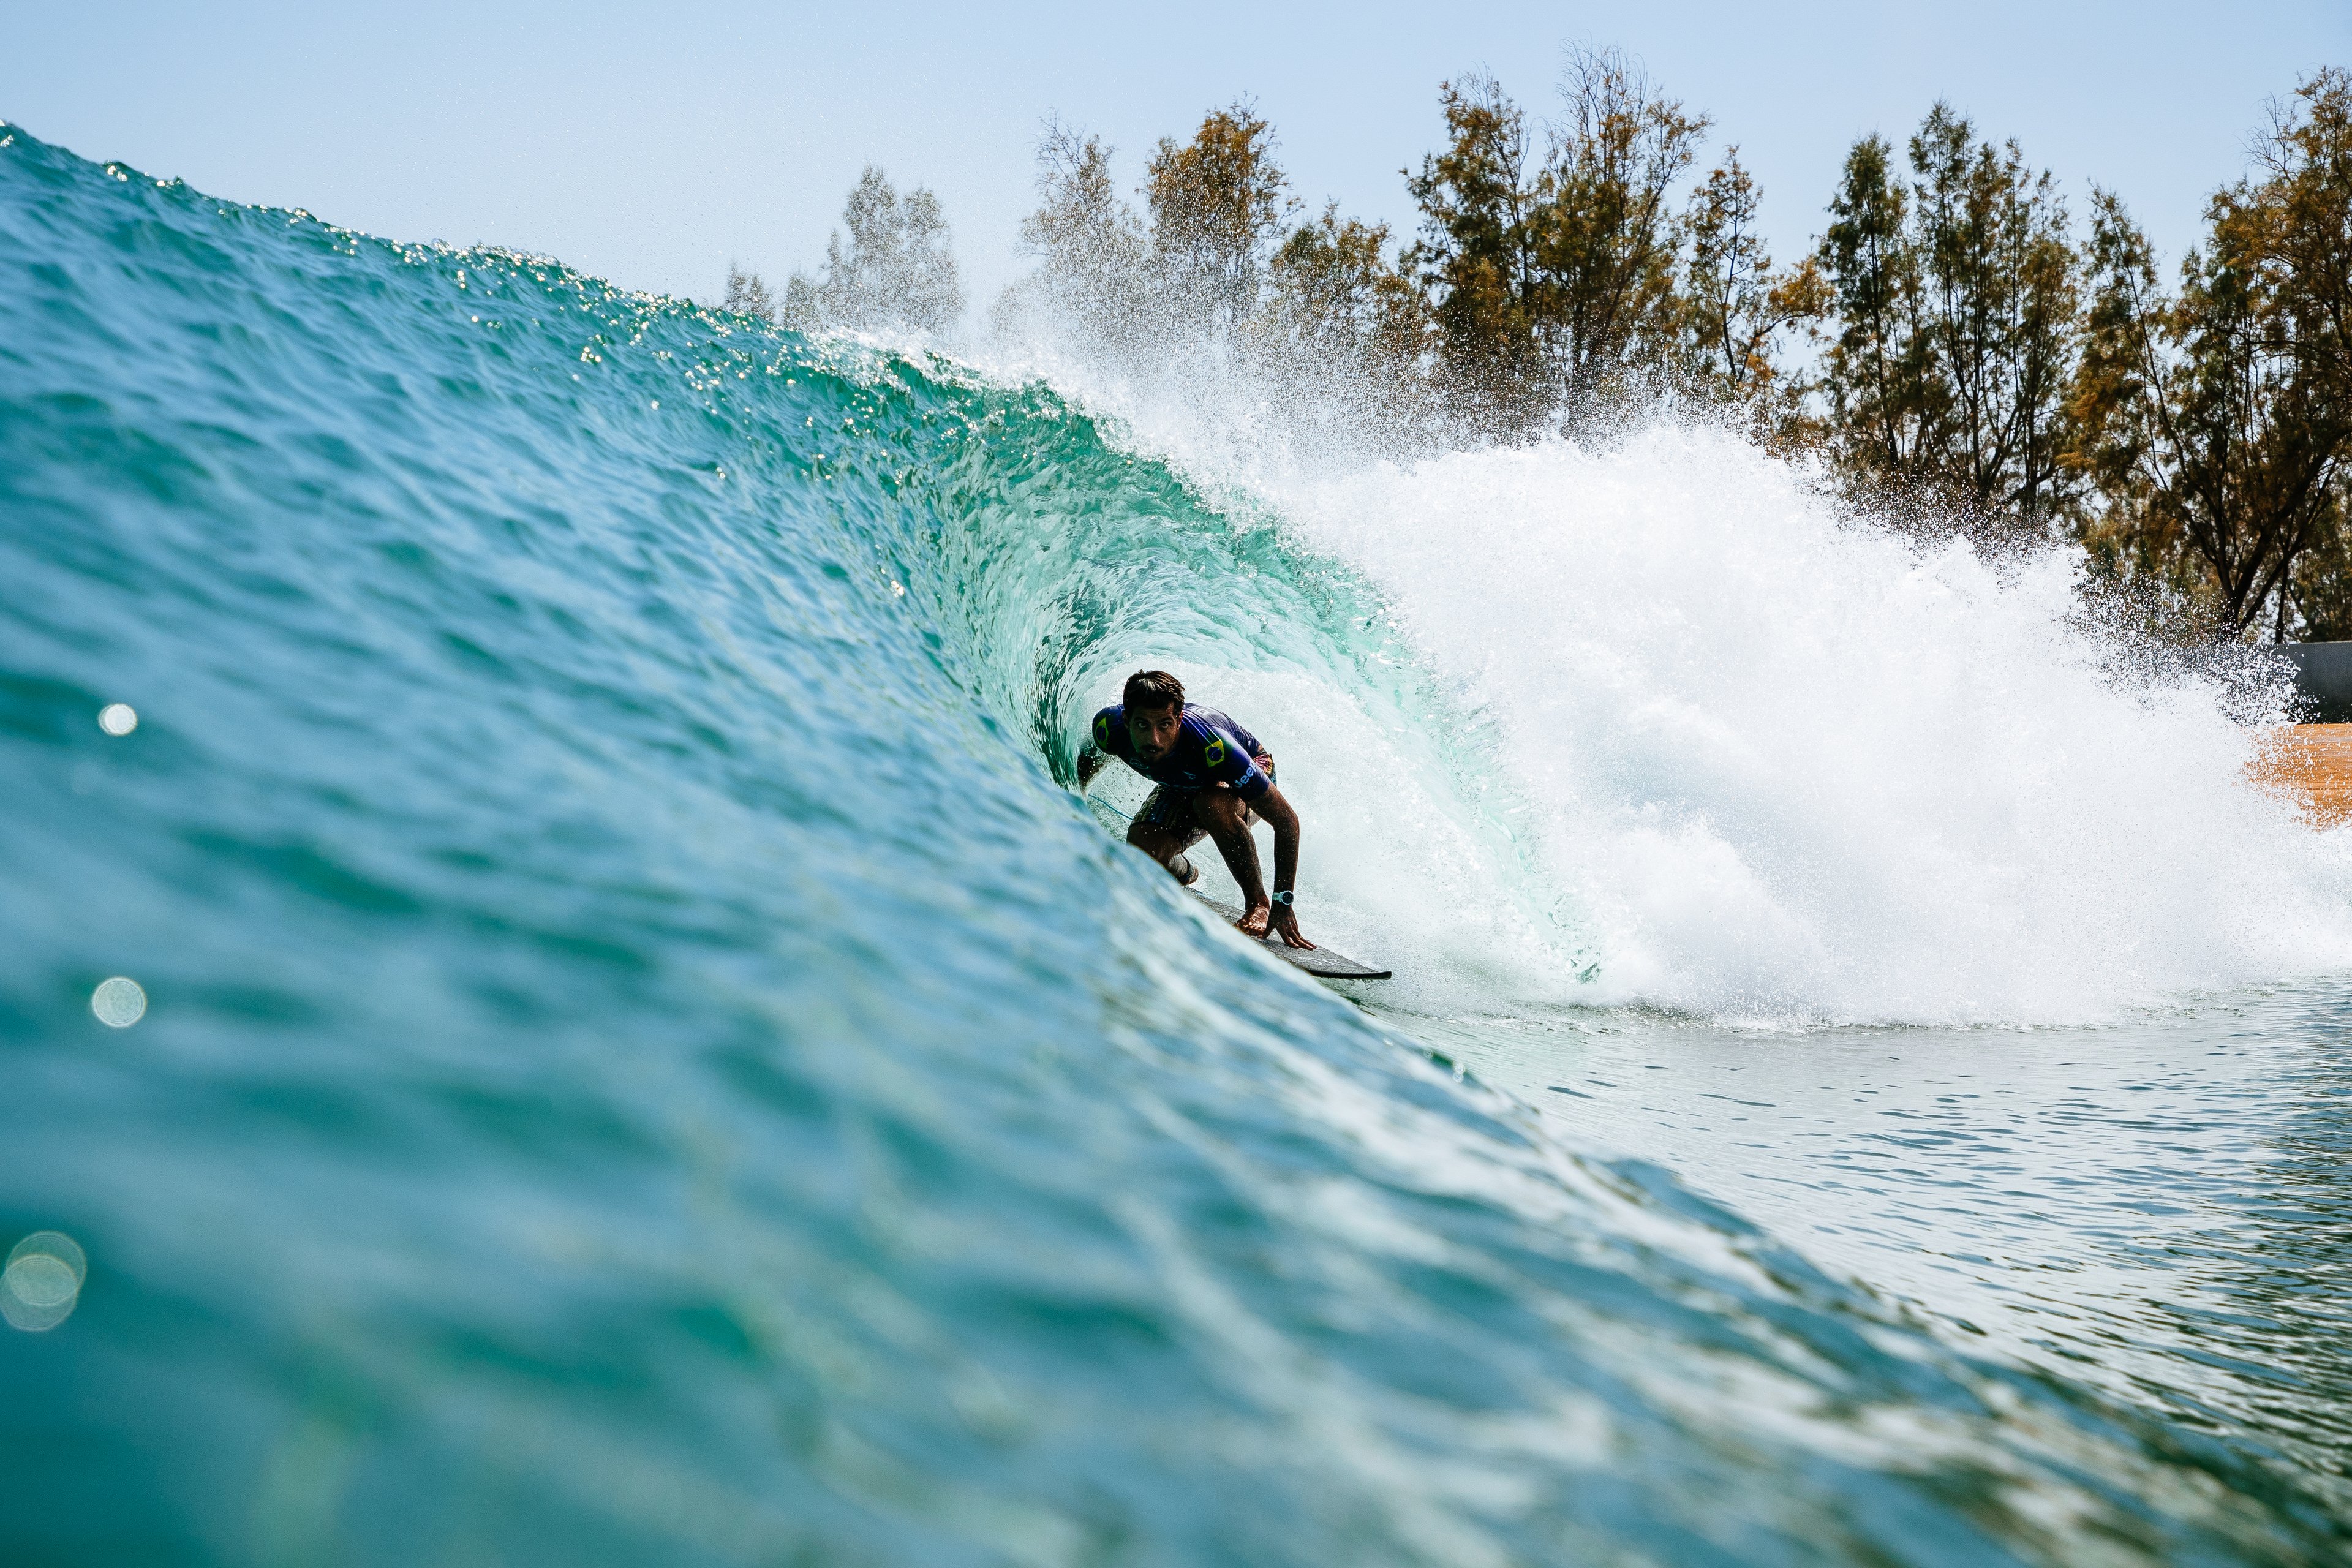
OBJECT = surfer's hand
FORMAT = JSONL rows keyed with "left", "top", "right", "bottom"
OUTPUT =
{"left": 1270, "top": 905, "right": 1315, "bottom": 949}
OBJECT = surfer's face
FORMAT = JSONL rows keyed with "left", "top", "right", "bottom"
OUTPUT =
{"left": 1127, "top": 703, "right": 1182, "bottom": 761}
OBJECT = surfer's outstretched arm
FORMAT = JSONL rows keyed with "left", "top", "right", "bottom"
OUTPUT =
{"left": 1207, "top": 785, "right": 1313, "bottom": 949}
{"left": 1076, "top": 748, "right": 1102, "bottom": 790}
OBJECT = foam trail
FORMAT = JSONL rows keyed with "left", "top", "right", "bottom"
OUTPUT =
{"left": 1278, "top": 424, "right": 2352, "bottom": 1023}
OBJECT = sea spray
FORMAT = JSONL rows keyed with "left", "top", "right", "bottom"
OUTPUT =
{"left": 1283, "top": 427, "right": 2352, "bottom": 1022}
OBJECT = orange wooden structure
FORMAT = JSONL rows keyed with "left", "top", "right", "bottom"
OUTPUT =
{"left": 2249, "top": 723, "right": 2352, "bottom": 827}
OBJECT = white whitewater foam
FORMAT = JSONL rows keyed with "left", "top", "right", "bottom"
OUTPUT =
{"left": 1281, "top": 424, "right": 2352, "bottom": 1024}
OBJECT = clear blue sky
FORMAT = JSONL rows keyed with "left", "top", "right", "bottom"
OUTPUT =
{"left": 6, "top": 1, "right": 2346, "bottom": 314}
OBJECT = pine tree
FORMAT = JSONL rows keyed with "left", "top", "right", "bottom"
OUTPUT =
{"left": 1533, "top": 46, "right": 1709, "bottom": 407}
{"left": 1908, "top": 106, "right": 2079, "bottom": 522}
{"left": 723, "top": 263, "right": 776, "bottom": 322}
{"left": 2072, "top": 189, "right": 2351, "bottom": 639}
{"left": 1264, "top": 204, "right": 1426, "bottom": 377}
{"left": 1011, "top": 120, "right": 1150, "bottom": 341}
{"left": 1403, "top": 73, "right": 1547, "bottom": 431}
{"left": 2258, "top": 70, "right": 2352, "bottom": 413}
{"left": 2258, "top": 70, "right": 2352, "bottom": 635}
{"left": 783, "top": 165, "right": 963, "bottom": 335}
{"left": 1676, "top": 148, "right": 1826, "bottom": 433}
{"left": 1817, "top": 109, "right": 2082, "bottom": 529}
{"left": 1818, "top": 134, "right": 1933, "bottom": 494}
{"left": 1020, "top": 122, "right": 1141, "bottom": 276}
{"left": 1406, "top": 52, "right": 1709, "bottom": 430}
{"left": 1144, "top": 102, "right": 1297, "bottom": 328}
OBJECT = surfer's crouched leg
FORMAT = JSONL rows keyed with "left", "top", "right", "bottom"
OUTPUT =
{"left": 1191, "top": 788, "right": 1265, "bottom": 895}
{"left": 1128, "top": 786, "right": 1208, "bottom": 883}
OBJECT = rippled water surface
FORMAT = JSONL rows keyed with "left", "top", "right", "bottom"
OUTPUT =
{"left": 4, "top": 123, "right": 2350, "bottom": 1566}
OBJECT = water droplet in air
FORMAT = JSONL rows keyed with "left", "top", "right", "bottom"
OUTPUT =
{"left": 92, "top": 977, "right": 146, "bottom": 1028}
{"left": 98, "top": 703, "right": 137, "bottom": 736}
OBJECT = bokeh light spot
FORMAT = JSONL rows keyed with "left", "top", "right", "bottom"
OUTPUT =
{"left": 92, "top": 976, "right": 146, "bottom": 1028}
{"left": 2, "top": 1232, "right": 86, "bottom": 1332}
{"left": 6, "top": 1255, "right": 74, "bottom": 1309}
{"left": 98, "top": 703, "right": 137, "bottom": 736}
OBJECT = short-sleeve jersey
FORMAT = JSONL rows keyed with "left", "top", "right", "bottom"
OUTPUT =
{"left": 1089, "top": 703, "right": 1272, "bottom": 802}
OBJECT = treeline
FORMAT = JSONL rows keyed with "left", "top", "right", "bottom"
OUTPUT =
{"left": 732, "top": 53, "right": 2352, "bottom": 644}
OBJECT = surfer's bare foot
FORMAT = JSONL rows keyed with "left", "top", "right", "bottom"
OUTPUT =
{"left": 1235, "top": 902, "right": 1272, "bottom": 939}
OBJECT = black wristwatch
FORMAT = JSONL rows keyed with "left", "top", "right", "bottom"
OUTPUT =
{"left": 1272, "top": 889, "right": 1294, "bottom": 908}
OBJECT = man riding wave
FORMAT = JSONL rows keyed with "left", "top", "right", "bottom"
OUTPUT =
{"left": 1077, "top": 669, "right": 1314, "bottom": 950}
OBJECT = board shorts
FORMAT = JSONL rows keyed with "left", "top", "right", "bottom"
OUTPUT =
{"left": 1134, "top": 754, "right": 1276, "bottom": 833}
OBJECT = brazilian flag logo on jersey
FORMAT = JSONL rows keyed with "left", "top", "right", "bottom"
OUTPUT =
{"left": 1094, "top": 713, "right": 1111, "bottom": 747}
{"left": 1202, "top": 735, "right": 1227, "bottom": 767}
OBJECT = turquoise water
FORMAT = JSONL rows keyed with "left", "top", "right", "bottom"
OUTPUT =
{"left": 3, "top": 123, "right": 2348, "bottom": 1565}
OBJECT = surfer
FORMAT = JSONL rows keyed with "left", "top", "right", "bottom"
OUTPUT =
{"left": 1077, "top": 669, "right": 1314, "bottom": 950}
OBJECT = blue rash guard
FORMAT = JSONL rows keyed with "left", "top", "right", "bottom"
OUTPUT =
{"left": 1090, "top": 703, "right": 1273, "bottom": 803}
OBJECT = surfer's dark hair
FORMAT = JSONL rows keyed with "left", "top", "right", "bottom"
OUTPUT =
{"left": 1123, "top": 669, "right": 1185, "bottom": 713}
